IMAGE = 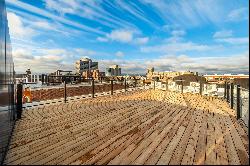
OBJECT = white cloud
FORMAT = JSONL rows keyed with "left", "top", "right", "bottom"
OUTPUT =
{"left": 33, "top": 21, "right": 53, "bottom": 30}
{"left": 7, "top": 0, "right": 105, "bottom": 35}
{"left": 43, "top": 49, "right": 67, "bottom": 55}
{"left": 7, "top": 8, "right": 85, "bottom": 38}
{"left": 97, "top": 37, "right": 109, "bottom": 42}
{"left": 97, "top": 29, "right": 148, "bottom": 45}
{"left": 13, "top": 49, "right": 67, "bottom": 73}
{"left": 141, "top": 42, "right": 219, "bottom": 53}
{"left": 12, "top": 48, "right": 34, "bottom": 60}
{"left": 98, "top": 59, "right": 146, "bottom": 74}
{"left": 12, "top": 47, "right": 98, "bottom": 73}
{"left": 162, "top": 25, "right": 171, "bottom": 32}
{"left": 74, "top": 48, "right": 96, "bottom": 57}
{"left": 98, "top": 51, "right": 249, "bottom": 75}
{"left": 188, "top": 52, "right": 249, "bottom": 74}
{"left": 134, "top": 37, "right": 149, "bottom": 45}
{"left": 213, "top": 30, "right": 248, "bottom": 45}
{"left": 141, "top": 27, "right": 228, "bottom": 54}
{"left": 213, "top": 30, "right": 233, "bottom": 38}
{"left": 12, "top": 45, "right": 249, "bottom": 75}
{"left": 164, "top": 29, "right": 186, "bottom": 43}
{"left": 164, "top": 36, "right": 184, "bottom": 43}
{"left": 171, "top": 30, "right": 186, "bottom": 37}
{"left": 107, "top": 29, "right": 133, "bottom": 43}
{"left": 38, "top": 55, "right": 63, "bottom": 62}
{"left": 115, "top": 0, "right": 158, "bottom": 29}
{"left": 45, "top": 0, "right": 79, "bottom": 15}
{"left": 115, "top": 51, "right": 124, "bottom": 57}
{"left": 7, "top": 12, "right": 36, "bottom": 39}
{"left": 145, "top": 52, "right": 249, "bottom": 74}
{"left": 215, "top": 37, "right": 249, "bottom": 45}
{"left": 140, "top": 0, "right": 230, "bottom": 28}
{"left": 227, "top": 7, "right": 249, "bottom": 22}
{"left": 144, "top": 54, "right": 193, "bottom": 71}
{"left": 44, "top": 0, "right": 138, "bottom": 30}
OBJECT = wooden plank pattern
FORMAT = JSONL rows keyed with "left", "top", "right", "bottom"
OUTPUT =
{"left": 4, "top": 89, "right": 249, "bottom": 165}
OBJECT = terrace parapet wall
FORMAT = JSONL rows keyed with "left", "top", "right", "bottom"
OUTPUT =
{"left": 30, "top": 83, "right": 124, "bottom": 102}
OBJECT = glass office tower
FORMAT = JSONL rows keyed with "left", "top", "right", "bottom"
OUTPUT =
{"left": 0, "top": 0, "right": 16, "bottom": 164}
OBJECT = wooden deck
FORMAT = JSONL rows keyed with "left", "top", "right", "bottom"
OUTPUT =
{"left": 4, "top": 90, "right": 249, "bottom": 165}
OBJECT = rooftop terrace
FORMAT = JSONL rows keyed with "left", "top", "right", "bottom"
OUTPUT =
{"left": 4, "top": 90, "right": 249, "bottom": 165}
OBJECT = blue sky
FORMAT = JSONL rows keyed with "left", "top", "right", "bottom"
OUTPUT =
{"left": 6, "top": 0, "right": 249, "bottom": 74}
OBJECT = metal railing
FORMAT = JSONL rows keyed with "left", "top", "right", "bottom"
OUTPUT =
{"left": 225, "top": 82, "right": 249, "bottom": 126}
{"left": 148, "top": 80, "right": 249, "bottom": 127}
{"left": 16, "top": 79, "right": 249, "bottom": 126}
{"left": 16, "top": 78, "right": 146, "bottom": 117}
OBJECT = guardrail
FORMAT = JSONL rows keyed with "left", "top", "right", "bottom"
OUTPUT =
{"left": 148, "top": 80, "right": 249, "bottom": 127}
{"left": 225, "top": 82, "right": 249, "bottom": 127}
{"left": 16, "top": 78, "right": 145, "bottom": 118}
{"left": 16, "top": 79, "right": 249, "bottom": 127}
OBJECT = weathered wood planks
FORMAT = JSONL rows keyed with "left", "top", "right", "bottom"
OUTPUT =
{"left": 4, "top": 89, "right": 249, "bottom": 165}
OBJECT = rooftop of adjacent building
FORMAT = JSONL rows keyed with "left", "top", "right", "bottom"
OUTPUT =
{"left": 79, "top": 58, "right": 91, "bottom": 62}
{"left": 204, "top": 74, "right": 249, "bottom": 77}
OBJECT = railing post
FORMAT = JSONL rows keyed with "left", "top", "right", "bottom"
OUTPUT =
{"left": 111, "top": 80, "right": 113, "bottom": 95}
{"left": 135, "top": 79, "right": 137, "bottom": 90}
{"left": 64, "top": 80, "right": 67, "bottom": 103}
{"left": 92, "top": 78, "right": 95, "bottom": 98}
{"left": 124, "top": 78, "right": 127, "bottom": 92}
{"left": 10, "top": 84, "right": 15, "bottom": 120}
{"left": 45, "top": 75, "right": 48, "bottom": 85}
{"left": 199, "top": 80, "right": 203, "bottom": 95}
{"left": 41, "top": 74, "right": 44, "bottom": 85}
{"left": 230, "top": 83, "right": 234, "bottom": 109}
{"left": 165, "top": 79, "right": 168, "bottom": 91}
{"left": 226, "top": 83, "right": 230, "bottom": 103}
{"left": 236, "top": 84, "right": 241, "bottom": 119}
{"left": 48, "top": 76, "right": 50, "bottom": 84}
{"left": 181, "top": 79, "right": 183, "bottom": 93}
{"left": 16, "top": 83, "right": 23, "bottom": 119}
{"left": 224, "top": 81, "right": 227, "bottom": 99}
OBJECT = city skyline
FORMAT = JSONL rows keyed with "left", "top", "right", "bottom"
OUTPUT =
{"left": 6, "top": 0, "right": 249, "bottom": 74}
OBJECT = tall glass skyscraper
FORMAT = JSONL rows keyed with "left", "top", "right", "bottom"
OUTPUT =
{"left": 0, "top": 0, "right": 16, "bottom": 164}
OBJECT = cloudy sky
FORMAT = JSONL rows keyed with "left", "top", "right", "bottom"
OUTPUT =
{"left": 6, "top": 0, "right": 249, "bottom": 75}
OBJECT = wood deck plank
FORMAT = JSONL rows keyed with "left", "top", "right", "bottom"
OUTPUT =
{"left": 4, "top": 90, "right": 248, "bottom": 165}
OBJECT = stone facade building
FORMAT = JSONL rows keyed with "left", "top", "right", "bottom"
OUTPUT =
{"left": 75, "top": 58, "right": 98, "bottom": 74}
{"left": 146, "top": 67, "right": 198, "bottom": 81}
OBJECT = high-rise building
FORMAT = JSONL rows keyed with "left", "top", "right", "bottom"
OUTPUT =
{"left": 75, "top": 58, "right": 98, "bottom": 74}
{"left": 106, "top": 65, "right": 121, "bottom": 76}
{"left": 0, "top": 0, "right": 15, "bottom": 163}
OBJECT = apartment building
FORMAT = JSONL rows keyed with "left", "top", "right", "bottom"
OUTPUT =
{"left": 75, "top": 58, "right": 98, "bottom": 74}
{"left": 106, "top": 65, "right": 121, "bottom": 76}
